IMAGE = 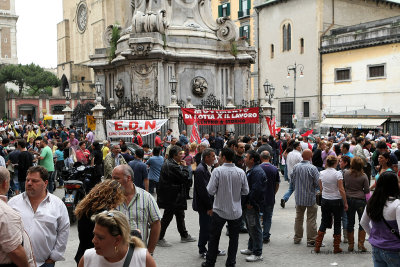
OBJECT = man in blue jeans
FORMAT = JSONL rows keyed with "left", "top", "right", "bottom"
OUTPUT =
{"left": 281, "top": 142, "right": 302, "bottom": 208}
{"left": 259, "top": 151, "right": 280, "bottom": 243}
{"left": 240, "top": 150, "right": 266, "bottom": 262}
{"left": 202, "top": 148, "right": 249, "bottom": 267}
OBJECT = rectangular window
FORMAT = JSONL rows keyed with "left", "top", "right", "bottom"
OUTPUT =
{"left": 300, "top": 38, "right": 304, "bottom": 54}
{"left": 368, "top": 64, "right": 386, "bottom": 79}
{"left": 239, "top": 25, "right": 250, "bottom": 42}
{"left": 270, "top": 44, "right": 274, "bottom": 59}
{"left": 238, "top": 0, "right": 250, "bottom": 17}
{"left": 303, "top": 102, "right": 310, "bottom": 118}
{"left": 335, "top": 68, "right": 351, "bottom": 82}
{"left": 219, "top": 3, "right": 230, "bottom": 17}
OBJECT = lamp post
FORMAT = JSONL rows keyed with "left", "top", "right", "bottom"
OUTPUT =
{"left": 168, "top": 76, "right": 180, "bottom": 137}
{"left": 261, "top": 79, "right": 275, "bottom": 136}
{"left": 286, "top": 62, "right": 304, "bottom": 123}
{"left": 263, "top": 80, "right": 275, "bottom": 119}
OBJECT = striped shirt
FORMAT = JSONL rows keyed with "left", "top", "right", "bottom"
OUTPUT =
{"left": 116, "top": 186, "right": 161, "bottom": 244}
{"left": 291, "top": 160, "right": 320, "bottom": 206}
{"left": 207, "top": 163, "right": 249, "bottom": 220}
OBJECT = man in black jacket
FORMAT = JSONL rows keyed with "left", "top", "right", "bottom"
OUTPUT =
{"left": 193, "top": 148, "right": 226, "bottom": 258}
{"left": 157, "top": 145, "right": 196, "bottom": 247}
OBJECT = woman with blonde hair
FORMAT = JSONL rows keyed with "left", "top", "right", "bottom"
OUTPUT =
{"left": 78, "top": 210, "right": 156, "bottom": 267}
{"left": 344, "top": 156, "right": 370, "bottom": 252}
{"left": 315, "top": 155, "right": 348, "bottom": 254}
{"left": 74, "top": 180, "right": 125, "bottom": 263}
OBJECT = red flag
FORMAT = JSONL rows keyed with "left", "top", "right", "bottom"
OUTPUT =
{"left": 190, "top": 120, "right": 201, "bottom": 144}
{"left": 272, "top": 116, "right": 276, "bottom": 136}
{"left": 266, "top": 117, "right": 273, "bottom": 135}
{"left": 301, "top": 129, "right": 314, "bottom": 137}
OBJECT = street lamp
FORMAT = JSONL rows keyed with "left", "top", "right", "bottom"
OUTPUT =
{"left": 95, "top": 79, "right": 102, "bottom": 98}
{"left": 170, "top": 76, "right": 177, "bottom": 96}
{"left": 263, "top": 80, "right": 275, "bottom": 119}
{"left": 286, "top": 62, "right": 304, "bottom": 122}
{"left": 65, "top": 86, "right": 71, "bottom": 102}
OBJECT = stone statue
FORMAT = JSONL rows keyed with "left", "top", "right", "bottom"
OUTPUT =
{"left": 192, "top": 77, "right": 208, "bottom": 97}
{"left": 132, "top": 0, "right": 151, "bottom": 15}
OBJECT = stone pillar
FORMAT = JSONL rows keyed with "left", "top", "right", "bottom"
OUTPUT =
{"left": 91, "top": 96, "right": 107, "bottom": 142}
{"left": 225, "top": 96, "right": 235, "bottom": 134}
{"left": 168, "top": 95, "right": 180, "bottom": 138}
{"left": 261, "top": 99, "right": 275, "bottom": 136}
{"left": 186, "top": 96, "right": 195, "bottom": 140}
{"left": 62, "top": 100, "right": 73, "bottom": 127}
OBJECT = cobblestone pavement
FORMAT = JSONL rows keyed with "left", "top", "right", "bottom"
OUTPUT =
{"left": 56, "top": 179, "right": 373, "bottom": 267}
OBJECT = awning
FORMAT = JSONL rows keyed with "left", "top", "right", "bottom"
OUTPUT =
{"left": 320, "top": 118, "right": 387, "bottom": 128}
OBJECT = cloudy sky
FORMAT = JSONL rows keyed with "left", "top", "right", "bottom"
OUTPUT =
{"left": 16, "top": 0, "right": 62, "bottom": 68}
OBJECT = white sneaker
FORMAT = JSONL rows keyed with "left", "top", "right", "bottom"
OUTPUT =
{"left": 157, "top": 239, "right": 172, "bottom": 247}
{"left": 240, "top": 249, "right": 252, "bottom": 255}
{"left": 246, "top": 255, "right": 263, "bottom": 262}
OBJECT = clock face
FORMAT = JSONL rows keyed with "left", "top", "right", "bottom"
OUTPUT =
{"left": 77, "top": 2, "right": 87, "bottom": 33}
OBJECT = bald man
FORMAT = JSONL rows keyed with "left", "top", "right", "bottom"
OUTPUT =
{"left": 290, "top": 149, "right": 320, "bottom": 247}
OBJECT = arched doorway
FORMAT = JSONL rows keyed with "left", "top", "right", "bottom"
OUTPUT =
{"left": 60, "top": 75, "right": 69, "bottom": 96}
{"left": 18, "top": 105, "right": 37, "bottom": 123}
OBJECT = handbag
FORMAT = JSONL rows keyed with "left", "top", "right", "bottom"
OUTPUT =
{"left": 316, "top": 192, "right": 322, "bottom": 206}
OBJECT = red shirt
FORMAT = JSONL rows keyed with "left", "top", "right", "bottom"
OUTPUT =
{"left": 132, "top": 134, "right": 143, "bottom": 147}
{"left": 155, "top": 136, "right": 162, "bottom": 147}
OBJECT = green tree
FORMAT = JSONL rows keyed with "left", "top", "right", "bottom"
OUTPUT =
{"left": 0, "top": 63, "right": 60, "bottom": 96}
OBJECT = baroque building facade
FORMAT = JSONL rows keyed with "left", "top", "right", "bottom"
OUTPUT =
{"left": 255, "top": 0, "right": 400, "bottom": 128}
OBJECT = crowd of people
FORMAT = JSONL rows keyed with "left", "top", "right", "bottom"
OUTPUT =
{"left": 0, "top": 120, "right": 400, "bottom": 266}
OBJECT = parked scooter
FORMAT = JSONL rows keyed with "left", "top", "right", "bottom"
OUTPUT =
{"left": 62, "top": 165, "right": 94, "bottom": 223}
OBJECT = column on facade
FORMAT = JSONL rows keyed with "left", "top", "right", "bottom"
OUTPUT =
{"left": 261, "top": 99, "right": 274, "bottom": 136}
{"left": 168, "top": 95, "right": 180, "bottom": 138}
{"left": 225, "top": 96, "right": 235, "bottom": 134}
{"left": 91, "top": 96, "right": 107, "bottom": 142}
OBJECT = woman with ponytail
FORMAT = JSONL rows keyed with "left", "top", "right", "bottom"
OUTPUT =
{"left": 360, "top": 171, "right": 400, "bottom": 266}
{"left": 78, "top": 210, "right": 156, "bottom": 267}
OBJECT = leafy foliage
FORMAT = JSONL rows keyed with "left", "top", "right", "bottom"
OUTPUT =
{"left": 0, "top": 63, "right": 60, "bottom": 96}
{"left": 109, "top": 24, "right": 121, "bottom": 61}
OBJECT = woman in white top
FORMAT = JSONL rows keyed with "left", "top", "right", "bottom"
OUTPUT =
{"left": 315, "top": 155, "right": 348, "bottom": 254}
{"left": 78, "top": 210, "right": 156, "bottom": 267}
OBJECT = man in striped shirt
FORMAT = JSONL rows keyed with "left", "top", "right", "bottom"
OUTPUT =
{"left": 112, "top": 164, "right": 162, "bottom": 255}
{"left": 291, "top": 149, "right": 320, "bottom": 247}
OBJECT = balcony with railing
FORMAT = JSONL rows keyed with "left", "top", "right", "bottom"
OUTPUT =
{"left": 238, "top": 9, "right": 250, "bottom": 19}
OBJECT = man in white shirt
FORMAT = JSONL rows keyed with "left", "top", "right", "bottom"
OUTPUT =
{"left": 9, "top": 166, "right": 70, "bottom": 267}
{"left": 281, "top": 141, "right": 303, "bottom": 208}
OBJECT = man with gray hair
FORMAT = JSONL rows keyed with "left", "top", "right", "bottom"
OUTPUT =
{"left": 112, "top": 164, "right": 161, "bottom": 255}
{"left": 104, "top": 144, "right": 127, "bottom": 179}
{"left": 195, "top": 142, "right": 209, "bottom": 166}
{"left": 0, "top": 166, "right": 35, "bottom": 266}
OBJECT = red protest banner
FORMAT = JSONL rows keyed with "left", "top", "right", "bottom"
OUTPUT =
{"left": 181, "top": 108, "right": 259, "bottom": 125}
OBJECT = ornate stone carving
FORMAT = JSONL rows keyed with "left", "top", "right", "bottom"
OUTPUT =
{"left": 132, "top": 10, "right": 168, "bottom": 34}
{"left": 131, "top": 63, "right": 158, "bottom": 99}
{"left": 131, "top": 42, "right": 154, "bottom": 56}
{"left": 216, "top": 17, "right": 238, "bottom": 42}
{"left": 198, "top": 0, "right": 238, "bottom": 41}
{"left": 191, "top": 76, "right": 208, "bottom": 97}
{"left": 114, "top": 79, "right": 125, "bottom": 99}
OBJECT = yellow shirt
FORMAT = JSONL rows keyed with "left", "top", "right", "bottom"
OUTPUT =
{"left": 27, "top": 130, "right": 37, "bottom": 141}
{"left": 102, "top": 146, "right": 110, "bottom": 160}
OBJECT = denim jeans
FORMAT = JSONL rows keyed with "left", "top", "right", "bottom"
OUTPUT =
{"left": 245, "top": 208, "right": 263, "bottom": 256}
{"left": 262, "top": 205, "right": 274, "bottom": 241}
{"left": 319, "top": 198, "right": 343, "bottom": 235}
{"left": 284, "top": 164, "right": 289, "bottom": 182}
{"left": 198, "top": 211, "right": 212, "bottom": 254}
{"left": 149, "top": 180, "right": 158, "bottom": 194}
{"left": 283, "top": 182, "right": 294, "bottom": 202}
{"left": 40, "top": 263, "right": 55, "bottom": 267}
{"left": 205, "top": 212, "right": 241, "bottom": 267}
{"left": 372, "top": 245, "right": 400, "bottom": 267}
{"left": 342, "top": 209, "right": 348, "bottom": 230}
{"left": 47, "top": 171, "right": 54, "bottom": 194}
{"left": 346, "top": 198, "right": 366, "bottom": 232}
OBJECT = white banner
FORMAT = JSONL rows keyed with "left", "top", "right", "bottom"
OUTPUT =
{"left": 106, "top": 119, "right": 168, "bottom": 138}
